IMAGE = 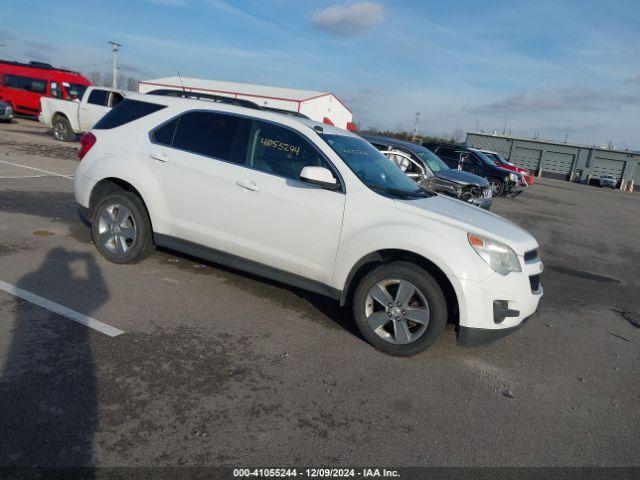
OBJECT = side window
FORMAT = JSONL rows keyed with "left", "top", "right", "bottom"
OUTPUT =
{"left": 246, "top": 121, "right": 331, "bottom": 181}
{"left": 110, "top": 92, "right": 124, "bottom": 107}
{"left": 93, "top": 99, "right": 166, "bottom": 129}
{"left": 172, "top": 111, "right": 243, "bottom": 162}
{"left": 87, "top": 89, "right": 109, "bottom": 106}
{"left": 50, "top": 82, "right": 63, "bottom": 98}
{"left": 436, "top": 146, "right": 455, "bottom": 159}
{"left": 3, "top": 74, "right": 46, "bottom": 93}
{"left": 151, "top": 117, "right": 179, "bottom": 146}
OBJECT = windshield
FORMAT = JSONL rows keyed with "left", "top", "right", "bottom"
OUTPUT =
{"left": 63, "top": 82, "right": 88, "bottom": 99}
{"left": 474, "top": 150, "right": 500, "bottom": 166}
{"left": 414, "top": 148, "right": 450, "bottom": 172}
{"left": 321, "top": 134, "right": 433, "bottom": 198}
{"left": 484, "top": 152, "right": 507, "bottom": 164}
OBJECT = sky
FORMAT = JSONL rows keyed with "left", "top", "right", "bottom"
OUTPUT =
{"left": 2, "top": 0, "right": 640, "bottom": 149}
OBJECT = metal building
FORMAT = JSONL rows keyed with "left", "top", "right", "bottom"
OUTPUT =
{"left": 466, "top": 132, "right": 640, "bottom": 191}
{"left": 138, "top": 77, "right": 355, "bottom": 130}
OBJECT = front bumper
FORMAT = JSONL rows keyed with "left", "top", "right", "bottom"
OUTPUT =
{"left": 454, "top": 256, "right": 543, "bottom": 346}
{"left": 467, "top": 195, "right": 492, "bottom": 210}
{"left": 457, "top": 301, "right": 541, "bottom": 346}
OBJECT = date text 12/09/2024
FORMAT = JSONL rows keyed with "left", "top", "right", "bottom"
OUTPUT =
{"left": 233, "top": 468, "right": 400, "bottom": 478}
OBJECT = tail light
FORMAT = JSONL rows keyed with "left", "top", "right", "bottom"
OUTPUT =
{"left": 78, "top": 132, "right": 96, "bottom": 160}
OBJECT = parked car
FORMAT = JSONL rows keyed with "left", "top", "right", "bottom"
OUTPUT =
{"left": 599, "top": 175, "right": 618, "bottom": 189}
{"left": 0, "top": 100, "right": 13, "bottom": 123}
{"left": 75, "top": 94, "right": 543, "bottom": 356}
{"left": 424, "top": 143, "right": 522, "bottom": 197}
{"left": 0, "top": 59, "right": 91, "bottom": 116}
{"left": 473, "top": 148, "right": 534, "bottom": 186}
{"left": 362, "top": 134, "right": 492, "bottom": 210}
{"left": 39, "top": 86, "right": 127, "bottom": 141}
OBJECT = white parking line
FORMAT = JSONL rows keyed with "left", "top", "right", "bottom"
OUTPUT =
{"left": 0, "top": 159, "right": 73, "bottom": 180}
{"left": 0, "top": 279, "right": 124, "bottom": 337}
{"left": 0, "top": 175, "right": 53, "bottom": 179}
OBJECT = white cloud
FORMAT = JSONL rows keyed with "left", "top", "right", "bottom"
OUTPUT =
{"left": 313, "top": 2, "right": 383, "bottom": 36}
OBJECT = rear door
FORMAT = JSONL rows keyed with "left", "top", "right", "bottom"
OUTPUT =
{"left": 225, "top": 120, "right": 346, "bottom": 286}
{"left": 138, "top": 110, "right": 251, "bottom": 251}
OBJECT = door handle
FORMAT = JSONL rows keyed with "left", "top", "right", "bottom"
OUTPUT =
{"left": 235, "top": 180, "right": 260, "bottom": 192}
{"left": 149, "top": 152, "right": 169, "bottom": 163}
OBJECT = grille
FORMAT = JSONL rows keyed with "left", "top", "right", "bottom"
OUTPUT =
{"left": 529, "top": 274, "right": 541, "bottom": 293}
{"left": 524, "top": 249, "right": 538, "bottom": 263}
{"left": 483, "top": 187, "right": 492, "bottom": 198}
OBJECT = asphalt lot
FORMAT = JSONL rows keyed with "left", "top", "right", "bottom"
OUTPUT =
{"left": 0, "top": 118, "right": 639, "bottom": 468}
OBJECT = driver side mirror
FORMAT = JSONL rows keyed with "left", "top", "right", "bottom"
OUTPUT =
{"left": 300, "top": 166, "right": 339, "bottom": 190}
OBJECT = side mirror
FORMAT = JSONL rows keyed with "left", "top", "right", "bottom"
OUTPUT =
{"left": 300, "top": 166, "right": 339, "bottom": 190}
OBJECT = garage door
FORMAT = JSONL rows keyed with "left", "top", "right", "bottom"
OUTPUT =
{"left": 542, "top": 151, "right": 574, "bottom": 179}
{"left": 591, "top": 157, "right": 625, "bottom": 179}
{"left": 511, "top": 147, "right": 541, "bottom": 171}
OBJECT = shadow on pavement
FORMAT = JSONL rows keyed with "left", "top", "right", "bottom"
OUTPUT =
{"left": 0, "top": 247, "right": 108, "bottom": 471}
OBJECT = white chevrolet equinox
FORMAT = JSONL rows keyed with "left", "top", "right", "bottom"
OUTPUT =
{"left": 74, "top": 94, "right": 543, "bottom": 356}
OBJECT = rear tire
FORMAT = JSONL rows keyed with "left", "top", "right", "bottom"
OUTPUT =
{"left": 353, "top": 261, "right": 447, "bottom": 356}
{"left": 489, "top": 178, "right": 504, "bottom": 196}
{"left": 91, "top": 191, "right": 155, "bottom": 264}
{"left": 52, "top": 115, "right": 75, "bottom": 142}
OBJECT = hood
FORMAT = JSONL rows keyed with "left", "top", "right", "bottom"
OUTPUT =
{"left": 395, "top": 194, "right": 538, "bottom": 254}
{"left": 435, "top": 169, "right": 489, "bottom": 187}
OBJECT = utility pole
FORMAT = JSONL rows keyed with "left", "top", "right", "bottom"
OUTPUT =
{"left": 502, "top": 117, "right": 508, "bottom": 135}
{"left": 108, "top": 41, "right": 122, "bottom": 88}
{"left": 412, "top": 112, "right": 420, "bottom": 142}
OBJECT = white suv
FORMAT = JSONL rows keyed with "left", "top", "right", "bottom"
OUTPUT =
{"left": 74, "top": 94, "right": 543, "bottom": 356}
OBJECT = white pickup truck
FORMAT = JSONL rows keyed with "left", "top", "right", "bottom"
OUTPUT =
{"left": 39, "top": 86, "right": 127, "bottom": 141}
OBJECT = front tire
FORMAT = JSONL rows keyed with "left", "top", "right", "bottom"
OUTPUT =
{"left": 52, "top": 115, "right": 75, "bottom": 142}
{"left": 489, "top": 178, "right": 504, "bottom": 196}
{"left": 91, "top": 191, "right": 155, "bottom": 264}
{"left": 353, "top": 262, "right": 447, "bottom": 356}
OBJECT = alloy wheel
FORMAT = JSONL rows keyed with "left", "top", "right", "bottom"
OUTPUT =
{"left": 97, "top": 203, "right": 137, "bottom": 255}
{"left": 364, "top": 278, "right": 430, "bottom": 344}
{"left": 53, "top": 121, "right": 67, "bottom": 140}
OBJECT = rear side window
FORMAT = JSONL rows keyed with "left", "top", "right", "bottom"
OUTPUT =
{"left": 3, "top": 74, "right": 47, "bottom": 93}
{"left": 171, "top": 111, "right": 243, "bottom": 162}
{"left": 88, "top": 89, "right": 109, "bottom": 106}
{"left": 93, "top": 99, "right": 166, "bottom": 130}
{"left": 151, "top": 117, "right": 179, "bottom": 146}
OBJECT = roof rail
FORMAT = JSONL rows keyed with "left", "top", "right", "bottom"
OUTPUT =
{"left": 259, "top": 106, "right": 309, "bottom": 119}
{"left": 147, "top": 88, "right": 261, "bottom": 109}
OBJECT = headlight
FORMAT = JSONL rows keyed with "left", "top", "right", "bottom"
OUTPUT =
{"left": 509, "top": 173, "right": 518, "bottom": 182}
{"left": 468, "top": 233, "right": 521, "bottom": 275}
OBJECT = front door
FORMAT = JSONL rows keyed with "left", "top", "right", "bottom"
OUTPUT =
{"left": 225, "top": 120, "right": 345, "bottom": 286}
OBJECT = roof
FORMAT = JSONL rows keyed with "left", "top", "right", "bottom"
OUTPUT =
{"left": 140, "top": 76, "right": 328, "bottom": 102}
{"left": 0, "top": 59, "right": 82, "bottom": 75}
{"left": 362, "top": 134, "right": 433, "bottom": 153}
{"left": 133, "top": 92, "right": 356, "bottom": 137}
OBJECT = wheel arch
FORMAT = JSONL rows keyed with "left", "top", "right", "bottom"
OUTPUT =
{"left": 89, "top": 177, "right": 153, "bottom": 228}
{"left": 51, "top": 111, "right": 69, "bottom": 123}
{"left": 339, "top": 249, "right": 460, "bottom": 325}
